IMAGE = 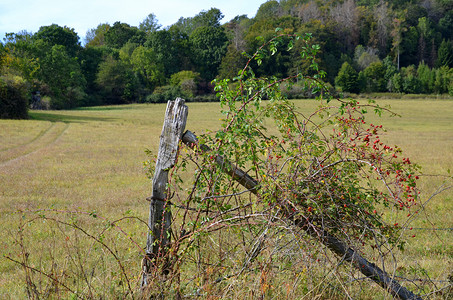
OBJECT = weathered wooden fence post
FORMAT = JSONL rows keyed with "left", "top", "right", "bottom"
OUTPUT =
{"left": 142, "top": 98, "right": 188, "bottom": 288}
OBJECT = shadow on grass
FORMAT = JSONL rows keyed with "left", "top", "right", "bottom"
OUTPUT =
{"left": 29, "top": 111, "right": 117, "bottom": 123}
{"left": 74, "top": 105, "right": 140, "bottom": 111}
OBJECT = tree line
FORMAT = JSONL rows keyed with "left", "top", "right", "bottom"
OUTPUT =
{"left": 1, "top": 0, "right": 453, "bottom": 117}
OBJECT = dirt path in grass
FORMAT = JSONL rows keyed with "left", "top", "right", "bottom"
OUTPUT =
{"left": 0, "top": 122, "right": 69, "bottom": 167}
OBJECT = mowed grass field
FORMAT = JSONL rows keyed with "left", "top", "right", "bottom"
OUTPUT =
{"left": 0, "top": 99, "right": 452, "bottom": 298}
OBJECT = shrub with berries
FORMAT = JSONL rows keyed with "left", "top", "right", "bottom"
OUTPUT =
{"left": 148, "top": 31, "right": 422, "bottom": 297}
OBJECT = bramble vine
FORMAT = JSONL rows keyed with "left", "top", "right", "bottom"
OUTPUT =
{"left": 143, "top": 30, "right": 424, "bottom": 297}
{"left": 176, "top": 30, "right": 421, "bottom": 246}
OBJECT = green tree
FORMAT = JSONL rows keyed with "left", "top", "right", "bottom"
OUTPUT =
{"left": 335, "top": 61, "right": 360, "bottom": 93}
{"left": 417, "top": 62, "right": 435, "bottom": 93}
{"left": 436, "top": 0, "right": 453, "bottom": 11}
{"left": 255, "top": 0, "right": 280, "bottom": 21}
{"left": 139, "top": 13, "right": 161, "bottom": 34}
{"left": 354, "top": 45, "right": 380, "bottom": 70}
{"left": 96, "top": 55, "right": 138, "bottom": 104}
{"left": 436, "top": 39, "right": 453, "bottom": 68}
{"left": 29, "top": 26, "right": 89, "bottom": 108}
{"left": 433, "top": 66, "right": 453, "bottom": 94}
{"left": 85, "top": 23, "right": 110, "bottom": 47}
{"left": 119, "top": 41, "right": 140, "bottom": 60}
{"left": 357, "top": 70, "right": 367, "bottom": 92}
{"left": 389, "top": 72, "right": 403, "bottom": 92}
{"left": 170, "top": 70, "right": 200, "bottom": 98}
{"left": 39, "top": 45, "right": 86, "bottom": 109}
{"left": 401, "top": 26, "right": 419, "bottom": 67}
{"left": 401, "top": 65, "right": 421, "bottom": 93}
{"left": 382, "top": 55, "right": 398, "bottom": 85}
{"left": 166, "top": 26, "right": 192, "bottom": 71}
{"left": 104, "top": 22, "right": 140, "bottom": 49}
{"left": 223, "top": 15, "right": 250, "bottom": 53}
{"left": 192, "top": 8, "right": 224, "bottom": 28}
{"left": 390, "top": 15, "right": 406, "bottom": 70}
{"left": 34, "top": 24, "right": 81, "bottom": 56}
{"left": 189, "top": 26, "right": 228, "bottom": 80}
{"left": 0, "top": 74, "right": 28, "bottom": 119}
{"left": 404, "top": 3, "right": 427, "bottom": 27}
{"left": 438, "top": 11, "right": 453, "bottom": 40}
{"left": 169, "top": 70, "right": 200, "bottom": 86}
{"left": 1, "top": 31, "right": 40, "bottom": 82}
{"left": 417, "top": 17, "right": 433, "bottom": 65}
{"left": 363, "top": 61, "right": 386, "bottom": 92}
{"left": 171, "top": 8, "right": 224, "bottom": 36}
{"left": 0, "top": 43, "right": 5, "bottom": 69}
{"left": 145, "top": 30, "right": 181, "bottom": 77}
{"left": 130, "top": 46, "right": 165, "bottom": 91}
{"left": 297, "top": 20, "right": 342, "bottom": 84}
{"left": 244, "top": 17, "right": 301, "bottom": 78}
{"left": 217, "top": 43, "right": 248, "bottom": 80}
{"left": 78, "top": 47, "right": 105, "bottom": 105}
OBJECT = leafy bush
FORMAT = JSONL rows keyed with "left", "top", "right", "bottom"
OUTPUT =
{"left": 96, "top": 55, "right": 138, "bottom": 104}
{"left": 401, "top": 65, "right": 422, "bottom": 94}
{"left": 145, "top": 85, "right": 182, "bottom": 103}
{"left": 389, "top": 72, "right": 403, "bottom": 92}
{"left": 363, "top": 61, "right": 386, "bottom": 92}
{"left": 142, "top": 31, "right": 423, "bottom": 298}
{"left": 179, "top": 78, "right": 197, "bottom": 98}
{"left": 169, "top": 71, "right": 201, "bottom": 99}
{"left": 40, "top": 95, "right": 51, "bottom": 110}
{"left": 0, "top": 74, "right": 28, "bottom": 119}
{"left": 147, "top": 77, "right": 213, "bottom": 102}
{"left": 169, "top": 70, "right": 200, "bottom": 86}
{"left": 434, "top": 66, "right": 453, "bottom": 94}
{"left": 49, "top": 86, "right": 87, "bottom": 110}
{"left": 417, "top": 62, "right": 435, "bottom": 93}
{"left": 335, "top": 62, "right": 360, "bottom": 93}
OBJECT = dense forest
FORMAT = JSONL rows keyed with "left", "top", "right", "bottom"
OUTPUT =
{"left": 1, "top": 0, "right": 453, "bottom": 117}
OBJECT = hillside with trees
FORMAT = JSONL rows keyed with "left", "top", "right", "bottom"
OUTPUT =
{"left": 1, "top": 0, "right": 453, "bottom": 115}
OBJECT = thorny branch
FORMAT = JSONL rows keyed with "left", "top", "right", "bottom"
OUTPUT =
{"left": 181, "top": 130, "right": 422, "bottom": 300}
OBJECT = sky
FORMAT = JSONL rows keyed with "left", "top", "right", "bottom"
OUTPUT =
{"left": 0, "top": 0, "right": 266, "bottom": 44}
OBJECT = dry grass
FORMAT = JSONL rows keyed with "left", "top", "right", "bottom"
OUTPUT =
{"left": 0, "top": 99, "right": 451, "bottom": 298}
{"left": 365, "top": 99, "right": 453, "bottom": 297}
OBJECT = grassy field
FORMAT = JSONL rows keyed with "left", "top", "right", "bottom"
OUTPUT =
{"left": 0, "top": 99, "right": 452, "bottom": 298}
